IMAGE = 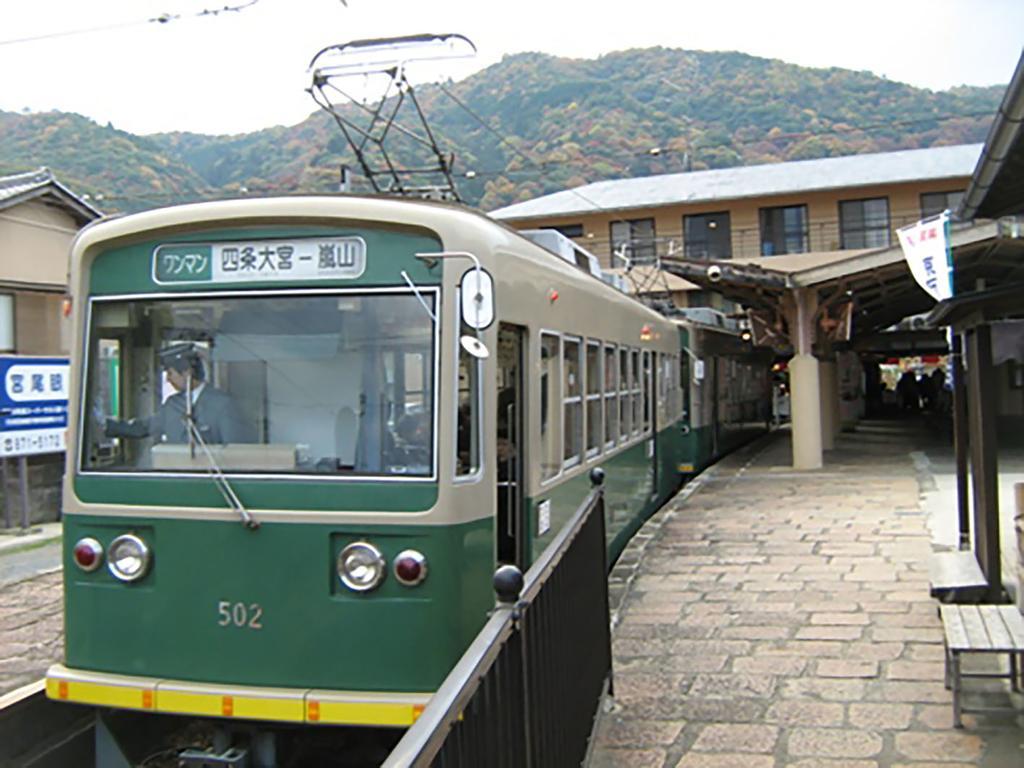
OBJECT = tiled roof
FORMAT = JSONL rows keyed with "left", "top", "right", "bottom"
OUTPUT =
{"left": 490, "top": 144, "right": 983, "bottom": 221}
{"left": 0, "top": 167, "right": 101, "bottom": 222}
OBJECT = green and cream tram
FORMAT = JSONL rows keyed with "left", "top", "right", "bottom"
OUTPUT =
{"left": 49, "top": 196, "right": 750, "bottom": 734}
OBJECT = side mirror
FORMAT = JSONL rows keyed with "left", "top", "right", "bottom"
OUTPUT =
{"left": 460, "top": 335, "right": 489, "bottom": 359}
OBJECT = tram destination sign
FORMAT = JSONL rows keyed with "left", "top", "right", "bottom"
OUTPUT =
{"left": 0, "top": 356, "right": 69, "bottom": 457}
{"left": 153, "top": 237, "right": 367, "bottom": 285}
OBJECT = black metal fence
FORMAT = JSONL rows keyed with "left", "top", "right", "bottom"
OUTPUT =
{"left": 382, "top": 483, "right": 612, "bottom": 767}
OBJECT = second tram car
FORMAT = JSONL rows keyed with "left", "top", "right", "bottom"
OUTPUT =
{"left": 46, "top": 196, "right": 769, "bottom": 734}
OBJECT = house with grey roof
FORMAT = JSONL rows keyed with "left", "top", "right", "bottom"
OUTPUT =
{"left": 0, "top": 167, "right": 100, "bottom": 524}
{"left": 0, "top": 167, "right": 100, "bottom": 355}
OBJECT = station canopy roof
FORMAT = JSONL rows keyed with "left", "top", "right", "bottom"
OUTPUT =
{"left": 660, "top": 220, "right": 1024, "bottom": 351}
{"left": 959, "top": 49, "right": 1024, "bottom": 220}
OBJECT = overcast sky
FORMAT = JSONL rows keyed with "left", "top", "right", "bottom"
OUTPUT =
{"left": 1, "top": 0, "right": 1021, "bottom": 136}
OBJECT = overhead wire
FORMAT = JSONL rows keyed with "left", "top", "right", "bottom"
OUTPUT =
{"left": 0, "top": 0, "right": 261, "bottom": 48}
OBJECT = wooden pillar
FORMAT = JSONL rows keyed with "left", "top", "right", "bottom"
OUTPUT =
{"left": 1016, "top": 484, "right": 1024, "bottom": 613}
{"left": 965, "top": 325, "right": 1001, "bottom": 601}
{"left": 950, "top": 333, "right": 970, "bottom": 548}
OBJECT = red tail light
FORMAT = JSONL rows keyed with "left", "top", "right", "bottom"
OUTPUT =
{"left": 72, "top": 538, "right": 103, "bottom": 572}
{"left": 393, "top": 550, "right": 428, "bottom": 586}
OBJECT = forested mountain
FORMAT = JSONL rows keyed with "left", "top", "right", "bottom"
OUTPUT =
{"left": 0, "top": 48, "right": 1004, "bottom": 213}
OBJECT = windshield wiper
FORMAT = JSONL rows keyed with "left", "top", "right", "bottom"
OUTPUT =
{"left": 185, "top": 415, "right": 259, "bottom": 530}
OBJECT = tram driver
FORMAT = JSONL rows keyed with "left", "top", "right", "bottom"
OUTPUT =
{"left": 100, "top": 343, "right": 254, "bottom": 446}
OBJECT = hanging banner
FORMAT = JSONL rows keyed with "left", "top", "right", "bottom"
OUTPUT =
{"left": 896, "top": 211, "right": 953, "bottom": 302}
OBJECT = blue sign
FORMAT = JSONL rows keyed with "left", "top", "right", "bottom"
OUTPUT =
{"left": 0, "top": 355, "right": 70, "bottom": 457}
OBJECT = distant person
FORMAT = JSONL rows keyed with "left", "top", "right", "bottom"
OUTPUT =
{"left": 102, "top": 343, "right": 253, "bottom": 445}
{"left": 918, "top": 370, "right": 936, "bottom": 411}
{"left": 930, "top": 368, "right": 950, "bottom": 413}
{"left": 896, "top": 370, "right": 920, "bottom": 412}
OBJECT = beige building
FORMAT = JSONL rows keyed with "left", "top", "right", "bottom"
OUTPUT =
{"left": 491, "top": 144, "right": 979, "bottom": 309}
{"left": 0, "top": 168, "right": 100, "bottom": 524}
{"left": 0, "top": 168, "right": 100, "bottom": 354}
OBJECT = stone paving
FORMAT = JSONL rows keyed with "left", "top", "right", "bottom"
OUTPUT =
{"left": 593, "top": 420, "right": 1024, "bottom": 768}
{"left": 0, "top": 570, "right": 62, "bottom": 695}
{"left": 2, "top": 421, "right": 1023, "bottom": 765}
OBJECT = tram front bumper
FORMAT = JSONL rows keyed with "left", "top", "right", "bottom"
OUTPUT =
{"left": 45, "top": 664, "right": 429, "bottom": 727}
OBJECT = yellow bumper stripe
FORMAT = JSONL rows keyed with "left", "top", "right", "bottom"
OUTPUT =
{"left": 46, "top": 675, "right": 155, "bottom": 711}
{"left": 46, "top": 665, "right": 428, "bottom": 726}
{"left": 158, "top": 687, "right": 304, "bottom": 723}
{"left": 307, "top": 699, "right": 425, "bottom": 726}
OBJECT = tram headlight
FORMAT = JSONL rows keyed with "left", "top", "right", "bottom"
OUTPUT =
{"left": 72, "top": 537, "right": 104, "bottom": 572}
{"left": 337, "top": 542, "right": 386, "bottom": 592}
{"left": 107, "top": 534, "right": 151, "bottom": 583}
{"left": 393, "top": 549, "right": 428, "bottom": 586}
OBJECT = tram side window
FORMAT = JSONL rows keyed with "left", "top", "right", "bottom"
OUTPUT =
{"left": 539, "top": 333, "right": 562, "bottom": 481}
{"left": 456, "top": 316, "right": 480, "bottom": 477}
{"left": 604, "top": 344, "right": 618, "bottom": 449}
{"left": 626, "top": 350, "right": 634, "bottom": 436}
{"left": 562, "top": 337, "right": 583, "bottom": 468}
{"left": 619, "top": 347, "right": 630, "bottom": 440}
{"left": 642, "top": 350, "right": 652, "bottom": 434}
{"left": 672, "top": 355, "right": 681, "bottom": 419}
{"left": 585, "top": 340, "right": 602, "bottom": 458}
{"left": 664, "top": 354, "right": 672, "bottom": 419}
{"left": 680, "top": 354, "right": 691, "bottom": 423}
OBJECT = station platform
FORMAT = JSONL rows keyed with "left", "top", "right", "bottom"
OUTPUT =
{"left": 592, "top": 419, "right": 1024, "bottom": 767}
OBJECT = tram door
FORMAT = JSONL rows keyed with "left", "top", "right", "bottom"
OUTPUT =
{"left": 496, "top": 323, "right": 525, "bottom": 567}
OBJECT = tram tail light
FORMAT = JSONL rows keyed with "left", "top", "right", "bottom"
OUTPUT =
{"left": 72, "top": 537, "right": 104, "bottom": 572}
{"left": 393, "top": 550, "right": 428, "bottom": 586}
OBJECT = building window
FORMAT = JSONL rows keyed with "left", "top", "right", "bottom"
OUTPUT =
{"left": 553, "top": 223, "right": 584, "bottom": 238}
{"left": 683, "top": 212, "right": 731, "bottom": 259}
{"left": 759, "top": 205, "right": 809, "bottom": 256}
{"left": 610, "top": 218, "right": 656, "bottom": 264}
{"left": 921, "top": 190, "right": 965, "bottom": 220}
{"left": 685, "top": 290, "right": 716, "bottom": 308}
{"left": 839, "top": 197, "right": 891, "bottom": 249}
{"left": 0, "top": 294, "right": 13, "bottom": 352}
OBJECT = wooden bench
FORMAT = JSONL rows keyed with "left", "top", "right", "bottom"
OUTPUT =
{"left": 940, "top": 604, "right": 1024, "bottom": 727}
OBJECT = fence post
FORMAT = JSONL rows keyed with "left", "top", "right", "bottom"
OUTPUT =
{"left": 18, "top": 455, "right": 31, "bottom": 532}
{"left": 1, "top": 457, "right": 10, "bottom": 530}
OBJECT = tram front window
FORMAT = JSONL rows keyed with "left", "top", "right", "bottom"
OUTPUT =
{"left": 81, "top": 292, "right": 436, "bottom": 477}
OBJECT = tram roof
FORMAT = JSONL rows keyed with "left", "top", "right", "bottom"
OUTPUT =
{"left": 489, "top": 144, "right": 982, "bottom": 221}
{"left": 70, "top": 194, "right": 673, "bottom": 325}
